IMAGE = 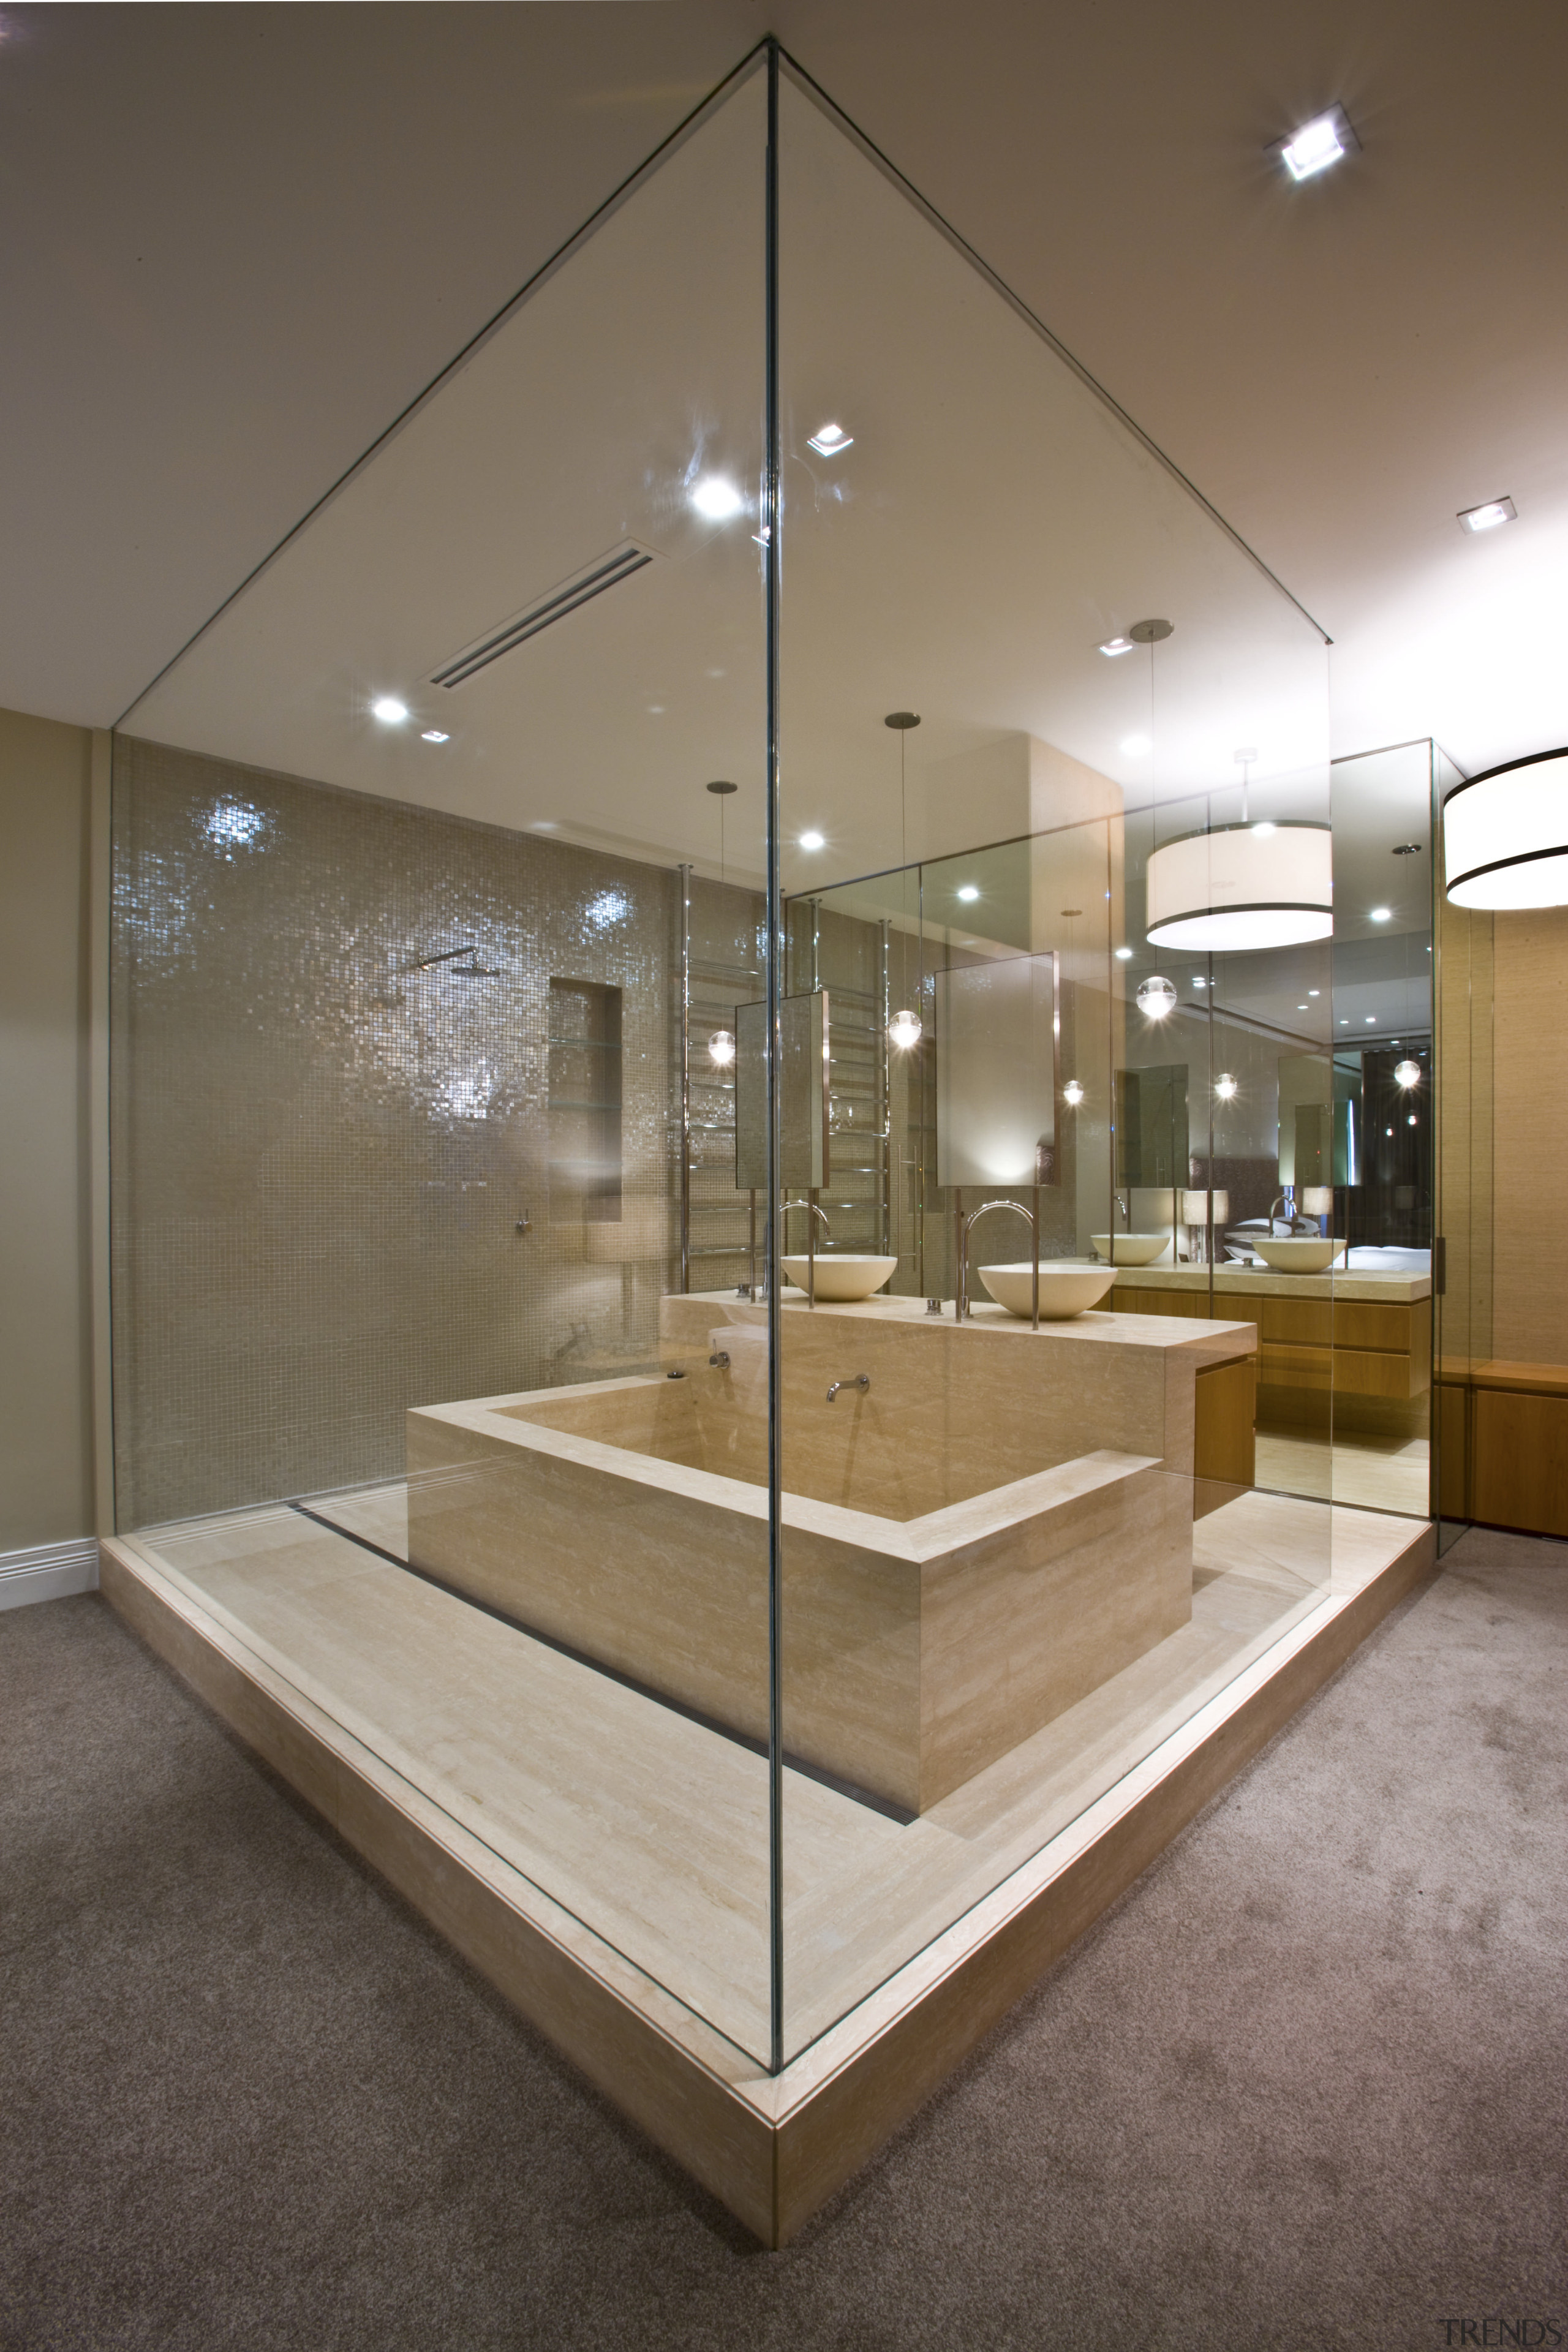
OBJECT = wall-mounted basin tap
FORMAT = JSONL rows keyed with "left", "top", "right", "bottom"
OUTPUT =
{"left": 782, "top": 1197, "right": 832, "bottom": 1306}
{"left": 957, "top": 1199, "right": 1036, "bottom": 1321}
{"left": 826, "top": 1374, "right": 870, "bottom": 1404}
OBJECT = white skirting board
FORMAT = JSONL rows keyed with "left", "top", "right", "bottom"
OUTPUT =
{"left": 0, "top": 1537, "right": 100, "bottom": 1611}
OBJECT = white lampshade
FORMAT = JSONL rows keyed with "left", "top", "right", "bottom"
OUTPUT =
{"left": 1444, "top": 749, "right": 1568, "bottom": 908}
{"left": 1181, "top": 1188, "right": 1229, "bottom": 1224}
{"left": 1146, "top": 824, "right": 1332, "bottom": 951}
{"left": 1301, "top": 1186, "right": 1335, "bottom": 1216}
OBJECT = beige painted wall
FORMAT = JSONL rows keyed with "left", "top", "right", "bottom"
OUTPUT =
{"left": 1492, "top": 906, "right": 1568, "bottom": 1364}
{"left": 0, "top": 703, "right": 97, "bottom": 1550}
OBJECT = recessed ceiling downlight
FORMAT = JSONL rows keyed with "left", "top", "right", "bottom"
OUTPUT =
{"left": 1145, "top": 823, "right": 1332, "bottom": 952}
{"left": 690, "top": 477, "right": 745, "bottom": 521}
{"left": 1444, "top": 748, "right": 1568, "bottom": 909}
{"left": 372, "top": 696, "right": 409, "bottom": 725}
{"left": 1276, "top": 105, "right": 1358, "bottom": 180}
{"left": 1458, "top": 497, "right": 1517, "bottom": 534}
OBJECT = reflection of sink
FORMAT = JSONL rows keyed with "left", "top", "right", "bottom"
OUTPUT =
{"left": 979, "top": 1262, "right": 1118, "bottom": 1319}
{"left": 1253, "top": 1238, "right": 1346, "bottom": 1274}
{"left": 782, "top": 1254, "right": 898, "bottom": 1302}
{"left": 1090, "top": 1232, "right": 1168, "bottom": 1266}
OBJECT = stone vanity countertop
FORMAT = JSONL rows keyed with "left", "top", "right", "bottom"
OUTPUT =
{"left": 1105, "top": 1262, "right": 1431, "bottom": 1305}
{"left": 674, "top": 1288, "right": 1257, "bottom": 1360}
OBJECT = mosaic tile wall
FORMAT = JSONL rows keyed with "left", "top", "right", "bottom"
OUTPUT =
{"left": 110, "top": 735, "right": 679, "bottom": 1528}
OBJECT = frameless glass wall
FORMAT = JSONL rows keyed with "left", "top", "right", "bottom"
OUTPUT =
{"left": 110, "top": 61, "right": 780, "bottom": 2065}
{"left": 106, "top": 44, "right": 1431, "bottom": 2089}
{"left": 772, "top": 64, "right": 1353, "bottom": 2061}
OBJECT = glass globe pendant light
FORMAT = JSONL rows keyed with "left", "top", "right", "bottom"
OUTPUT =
{"left": 1136, "top": 974, "right": 1178, "bottom": 1019}
{"left": 884, "top": 710, "right": 923, "bottom": 1050}
{"left": 704, "top": 780, "right": 740, "bottom": 1068}
{"left": 1443, "top": 748, "right": 1568, "bottom": 908}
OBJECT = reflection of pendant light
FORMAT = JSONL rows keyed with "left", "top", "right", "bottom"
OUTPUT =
{"left": 1214, "top": 1071, "right": 1238, "bottom": 1100}
{"left": 1062, "top": 1079, "right": 1085, "bottom": 1106}
{"left": 884, "top": 710, "right": 923, "bottom": 1049}
{"left": 706, "top": 780, "right": 739, "bottom": 1068}
{"left": 1443, "top": 748, "right": 1568, "bottom": 908}
{"left": 1136, "top": 974, "right": 1178, "bottom": 1019}
{"left": 1393, "top": 1057, "right": 1421, "bottom": 1089}
{"left": 1146, "top": 822, "right": 1333, "bottom": 951}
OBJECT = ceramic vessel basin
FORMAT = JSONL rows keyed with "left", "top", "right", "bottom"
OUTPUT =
{"left": 1251, "top": 1238, "right": 1346, "bottom": 1274}
{"left": 781, "top": 1253, "right": 898, "bottom": 1302}
{"left": 1090, "top": 1233, "right": 1169, "bottom": 1267}
{"left": 978, "top": 1262, "right": 1118, "bottom": 1319}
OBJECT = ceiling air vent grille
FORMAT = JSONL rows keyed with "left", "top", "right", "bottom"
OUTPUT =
{"left": 431, "top": 542, "right": 658, "bottom": 689}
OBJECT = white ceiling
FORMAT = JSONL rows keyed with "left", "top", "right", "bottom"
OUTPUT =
{"left": 4, "top": 0, "right": 1566, "bottom": 780}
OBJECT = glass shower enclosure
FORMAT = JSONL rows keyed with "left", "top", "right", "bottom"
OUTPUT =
{"left": 105, "top": 42, "right": 1430, "bottom": 2099}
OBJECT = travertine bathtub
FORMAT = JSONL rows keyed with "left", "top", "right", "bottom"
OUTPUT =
{"left": 406, "top": 1295, "right": 1254, "bottom": 1814}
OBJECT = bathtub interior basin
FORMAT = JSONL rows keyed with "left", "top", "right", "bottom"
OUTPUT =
{"left": 978, "top": 1261, "right": 1119, "bottom": 1318}
{"left": 1251, "top": 1238, "right": 1346, "bottom": 1274}
{"left": 1090, "top": 1232, "right": 1169, "bottom": 1267}
{"left": 781, "top": 1253, "right": 898, "bottom": 1301}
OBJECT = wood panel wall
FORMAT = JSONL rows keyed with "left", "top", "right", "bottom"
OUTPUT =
{"left": 1491, "top": 907, "right": 1568, "bottom": 1364}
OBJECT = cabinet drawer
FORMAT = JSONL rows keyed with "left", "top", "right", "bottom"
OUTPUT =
{"left": 1112, "top": 1286, "right": 1202, "bottom": 1319}
{"left": 1331, "top": 1348, "right": 1420, "bottom": 1400}
{"left": 1259, "top": 1340, "right": 1332, "bottom": 1392}
{"left": 1261, "top": 1296, "right": 1332, "bottom": 1346}
{"left": 1333, "top": 1300, "right": 1412, "bottom": 1353}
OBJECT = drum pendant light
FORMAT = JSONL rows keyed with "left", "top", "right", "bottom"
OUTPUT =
{"left": 1145, "top": 823, "right": 1333, "bottom": 952}
{"left": 1443, "top": 747, "right": 1568, "bottom": 909}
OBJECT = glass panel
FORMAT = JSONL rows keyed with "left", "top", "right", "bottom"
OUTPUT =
{"left": 775, "top": 65, "right": 1341, "bottom": 2062}
{"left": 1324, "top": 741, "right": 1436, "bottom": 1518}
{"left": 110, "top": 65, "right": 779, "bottom": 2064}
{"left": 1432, "top": 743, "right": 1493, "bottom": 1548}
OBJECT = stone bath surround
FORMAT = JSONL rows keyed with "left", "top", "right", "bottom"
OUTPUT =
{"left": 406, "top": 1294, "right": 1257, "bottom": 1814}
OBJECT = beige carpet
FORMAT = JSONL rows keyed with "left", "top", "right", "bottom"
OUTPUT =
{"left": 1, "top": 1528, "right": 1562, "bottom": 2349}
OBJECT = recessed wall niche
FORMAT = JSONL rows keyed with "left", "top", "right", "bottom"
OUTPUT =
{"left": 549, "top": 978, "right": 624, "bottom": 1224}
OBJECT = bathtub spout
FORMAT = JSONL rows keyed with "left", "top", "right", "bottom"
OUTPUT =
{"left": 826, "top": 1374, "right": 870, "bottom": 1404}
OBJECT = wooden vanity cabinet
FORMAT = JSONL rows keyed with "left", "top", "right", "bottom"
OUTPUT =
{"left": 1111, "top": 1284, "right": 1431, "bottom": 1407}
